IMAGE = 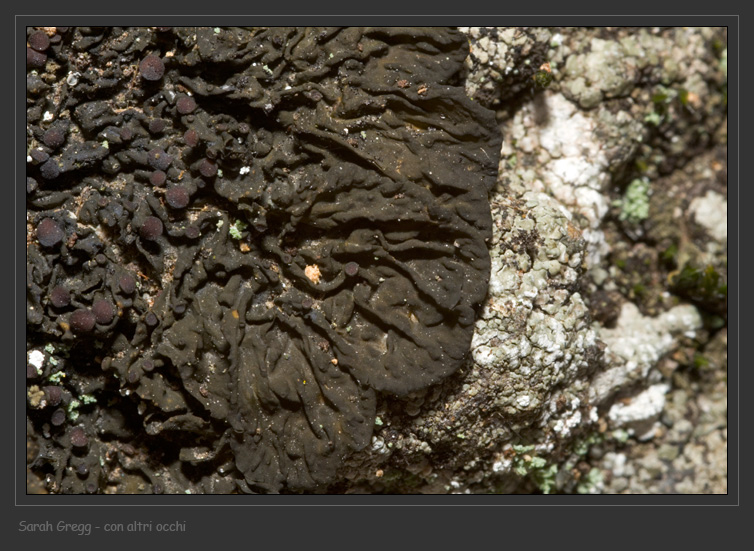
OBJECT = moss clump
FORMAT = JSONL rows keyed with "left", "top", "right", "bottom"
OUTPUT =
{"left": 692, "top": 353, "right": 710, "bottom": 370}
{"left": 532, "top": 69, "right": 553, "bottom": 88}
{"left": 670, "top": 263, "right": 727, "bottom": 314}
{"left": 632, "top": 283, "right": 646, "bottom": 297}
{"left": 678, "top": 88, "right": 689, "bottom": 107}
{"left": 661, "top": 243, "right": 679, "bottom": 266}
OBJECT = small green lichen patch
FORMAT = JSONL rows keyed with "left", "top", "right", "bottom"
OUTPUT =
{"left": 576, "top": 467, "right": 604, "bottom": 494}
{"left": 80, "top": 394, "right": 98, "bottom": 405}
{"left": 614, "top": 178, "right": 650, "bottom": 224}
{"left": 574, "top": 432, "right": 603, "bottom": 457}
{"left": 66, "top": 399, "right": 81, "bottom": 421}
{"left": 48, "top": 371, "right": 66, "bottom": 384}
{"left": 611, "top": 428, "right": 630, "bottom": 444}
{"left": 512, "top": 444, "right": 558, "bottom": 494}
{"left": 644, "top": 111, "right": 662, "bottom": 126}
{"left": 228, "top": 219, "right": 247, "bottom": 240}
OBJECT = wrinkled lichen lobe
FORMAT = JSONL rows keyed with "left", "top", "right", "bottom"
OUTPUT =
{"left": 26, "top": 27, "right": 500, "bottom": 493}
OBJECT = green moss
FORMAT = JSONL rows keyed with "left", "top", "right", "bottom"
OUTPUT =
{"left": 651, "top": 88, "right": 672, "bottom": 104}
{"left": 692, "top": 353, "right": 710, "bottom": 370}
{"left": 678, "top": 88, "right": 689, "bottom": 107}
{"left": 670, "top": 264, "right": 727, "bottom": 321}
{"left": 632, "top": 283, "right": 646, "bottom": 297}
{"left": 661, "top": 243, "right": 678, "bottom": 267}
{"left": 671, "top": 264, "right": 727, "bottom": 303}
{"left": 635, "top": 158, "right": 649, "bottom": 173}
{"left": 532, "top": 69, "right": 553, "bottom": 88}
{"left": 702, "top": 314, "right": 726, "bottom": 331}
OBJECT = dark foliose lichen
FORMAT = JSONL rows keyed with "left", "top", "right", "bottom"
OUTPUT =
{"left": 26, "top": 27, "right": 501, "bottom": 493}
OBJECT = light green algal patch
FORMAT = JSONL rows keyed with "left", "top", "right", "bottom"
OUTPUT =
{"left": 614, "top": 178, "right": 650, "bottom": 224}
{"left": 80, "top": 394, "right": 97, "bottom": 405}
